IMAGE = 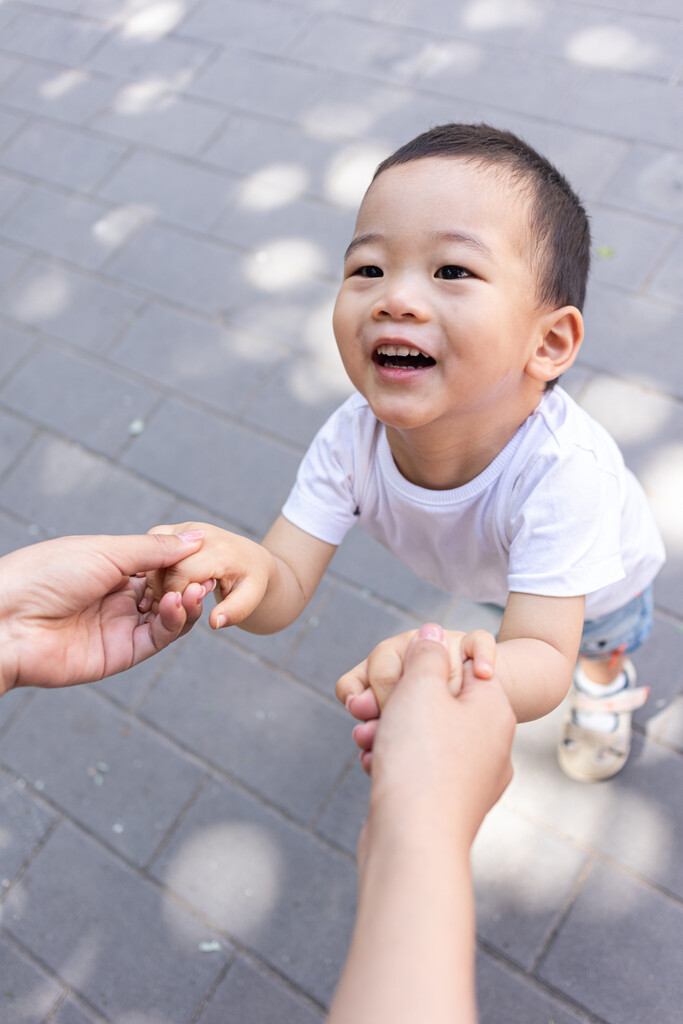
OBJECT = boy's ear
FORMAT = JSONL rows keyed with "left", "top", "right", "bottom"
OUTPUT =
{"left": 525, "top": 306, "right": 583, "bottom": 383}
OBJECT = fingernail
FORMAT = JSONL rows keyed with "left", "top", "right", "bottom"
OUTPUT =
{"left": 177, "top": 530, "right": 204, "bottom": 542}
{"left": 419, "top": 623, "right": 444, "bottom": 642}
{"left": 345, "top": 695, "right": 356, "bottom": 711}
{"left": 215, "top": 614, "right": 226, "bottom": 629}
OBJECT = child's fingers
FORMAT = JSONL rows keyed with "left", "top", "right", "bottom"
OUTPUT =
{"left": 336, "top": 659, "right": 370, "bottom": 707}
{"left": 346, "top": 688, "right": 380, "bottom": 721}
{"left": 366, "top": 635, "right": 413, "bottom": 710}
{"left": 352, "top": 719, "right": 379, "bottom": 753}
{"left": 461, "top": 629, "right": 496, "bottom": 679}
{"left": 208, "top": 574, "right": 267, "bottom": 628}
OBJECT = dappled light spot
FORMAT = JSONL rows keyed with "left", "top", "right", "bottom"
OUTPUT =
{"left": 288, "top": 354, "right": 354, "bottom": 404}
{"left": 92, "top": 204, "right": 151, "bottom": 248}
{"left": 39, "top": 69, "right": 90, "bottom": 101}
{"left": 462, "top": 0, "right": 543, "bottom": 31}
{"left": 245, "top": 238, "right": 322, "bottom": 291}
{"left": 9, "top": 268, "right": 70, "bottom": 322}
{"left": 566, "top": 27, "right": 657, "bottom": 71}
{"left": 580, "top": 378, "right": 672, "bottom": 445}
{"left": 325, "top": 143, "right": 389, "bottom": 208}
{"left": 640, "top": 444, "right": 683, "bottom": 554}
{"left": 161, "top": 822, "right": 281, "bottom": 937}
{"left": 302, "top": 102, "right": 378, "bottom": 140}
{"left": 407, "top": 40, "right": 481, "bottom": 80}
{"left": 121, "top": 1, "right": 187, "bottom": 40}
{"left": 238, "top": 163, "right": 309, "bottom": 211}
{"left": 113, "top": 77, "right": 179, "bottom": 115}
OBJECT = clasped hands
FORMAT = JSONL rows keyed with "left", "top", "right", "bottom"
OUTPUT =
{"left": 142, "top": 522, "right": 500, "bottom": 766}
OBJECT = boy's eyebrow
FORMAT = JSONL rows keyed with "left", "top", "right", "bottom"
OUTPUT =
{"left": 433, "top": 230, "right": 495, "bottom": 261}
{"left": 344, "top": 230, "right": 495, "bottom": 262}
{"left": 344, "top": 233, "right": 382, "bottom": 262}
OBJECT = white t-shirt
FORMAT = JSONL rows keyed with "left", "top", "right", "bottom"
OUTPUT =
{"left": 281, "top": 388, "right": 665, "bottom": 620}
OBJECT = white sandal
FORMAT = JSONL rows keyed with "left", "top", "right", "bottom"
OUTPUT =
{"left": 557, "top": 661, "right": 649, "bottom": 782}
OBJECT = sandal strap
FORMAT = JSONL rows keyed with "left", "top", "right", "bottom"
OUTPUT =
{"left": 572, "top": 685, "right": 649, "bottom": 715}
{"left": 563, "top": 719, "right": 631, "bottom": 756}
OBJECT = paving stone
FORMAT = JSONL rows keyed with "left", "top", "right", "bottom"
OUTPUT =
{"left": 538, "top": 861, "right": 683, "bottom": 1024}
{"left": 292, "top": 14, "right": 443, "bottom": 86}
{"left": 587, "top": 203, "right": 679, "bottom": 290}
{"left": 284, "top": 580, "right": 414, "bottom": 696}
{"left": 1, "top": 347, "right": 160, "bottom": 458}
{"left": 524, "top": 7, "right": 683, "bottom": 78}
{"left": 140, "top": 629, "right": 351, "bottom": 822}
{"left": 110, "top": 303, "right": 282, "bottom": 416}
{"left": 0, "top": 184, "right": 149, "bottom": 270}
{"left": 1, "top": 9, "right": 107, "bottom": 65}
{"left": 197, "top": 955, "right": 325, "bottom": 1024}
{"left": 0, "top": 510, "right": 45, "bottom": 559}
{"left": 0, "top": 170, "right": 27, "bottom": 220}
{"left": 122, "top": 397, "right": 300, "bottom": 535}
{"left": 0, "top": 258, "right": 143, "bottom": 354}
{"left": 633, "top": 613, "right": 683, "bottom": 729}
{"left": 0, "top": 63, "right": 118, "bottom": 125}
{"left": 188, "top": 48, "right": 336, "bottom": 123}
{"left": 0, "top": 686, "right": 205, "bottom": 867}
{"left": 388, "top": 0, "right": 552, "bottom": 48}
{"left": 421, "top": 44, "right": 587, "bottom": 120}
{"left": 314, "top": 758, "right": 370, "bottom": 856}
{"left": 1, "top": 434, "right": 171, "bottom": 534}
{"left": 2, "top": 822, "right": 231, "bottom": 1022}
{"left": 476, "top": 951, "right": 589, "bottom": 1024}
{"left": 50, "top": 998, "right": 103, "bottom": 1024}
{"left": 471, "top": 803, "right": 589, "bottom": 969}
{"left": 0, "top": 321, "right": 34, "bottom": 383}
{"left": 93, "top": 637, "right": 184, "bottom": 711}
{"left": 0, "top": 239, "right": 30, "bottom": 293}
{"left": 0, "top": 935, "right": 64, "bottom": 1023}
{"left": 330, "top": 525, "right": 456, "bottom": 621}
{"left": 213, "top": 194, "right": 353, "bottom": 280}
{"left": 239, "top": 354, "right": 353, "bottom": 449}
{"left": 582, "top": 284, "right": 683, "bottom": 399}
{"left": 561, "top": 69, "right": 683, "bottom": 149}
{"left": 92, "top": 87, "right": 226, "bottom": 156}
{"left": 150, "top": 777, "right": 357, "bottom": 1005}
{"left": 0, "top": 770, "right": 55, "bottom": 884}
{"left": 224, "top": 280, "right": 340, "bottom": 359}
{"left": 179, "top": 0, "right": 314, "bottom": 56}
{"left": 0, "top": 407, "right": 33, "bottom": 477}
{"left": 0, "top": 121, "right": 127, "bottom": 192}
{"left": 647, "top": 232, "right": 683, "bottom": 309}
{"left": 105, "top": 222, "right": 246, "bottom": 315}
{"left": 98, "top": 149, "right": 239, "bottom": 233}
{"left": 200, "top": 112, "right": 349, "bottom": 201}
{"left": 648, "top": 693, "right": 683, "bottom": 753}
{"left": 84, "top": 28, "right": 213, "bottom": 81}
{"left": 602, "top": 143, "right": 683, "bottom": 227}
{"left": 505, "top": 703, "right": 683, "bottom": 900}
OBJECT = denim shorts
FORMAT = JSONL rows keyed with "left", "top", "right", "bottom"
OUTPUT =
{"left": 579, "top": 585, "right": 654, "bottom": 661}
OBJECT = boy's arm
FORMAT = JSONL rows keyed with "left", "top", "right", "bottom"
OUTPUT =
{"left": 146, "top": 516, "right": 336, "bottom": 634}
{"left": 494, "top": 591, "right": 584, "bottom": 722}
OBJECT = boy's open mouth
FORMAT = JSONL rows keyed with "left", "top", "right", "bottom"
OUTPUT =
{"left": 373, "top": 344, "right": 436, "bottom": 369}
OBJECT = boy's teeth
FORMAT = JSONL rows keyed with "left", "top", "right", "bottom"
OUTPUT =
{"left": 376, "top": 344, "right": 425, "bottom": 357}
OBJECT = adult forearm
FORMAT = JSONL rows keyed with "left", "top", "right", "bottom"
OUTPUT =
{"left": 495, "top": 638, "right": 574, "bottom": 722}
{"left": 328, "top": 833, "right": 477, "bottom": 1024}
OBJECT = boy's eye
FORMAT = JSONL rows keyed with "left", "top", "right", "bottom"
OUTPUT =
{"left": 435, "top": 265, "right": 471, "bottom": 280}
{"left": 352, "top": 265, "right": 383, "bottom": 278}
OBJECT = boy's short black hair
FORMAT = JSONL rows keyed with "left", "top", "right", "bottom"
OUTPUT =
{"left": 373, "top": 123, "right": 591, "bottom": 314}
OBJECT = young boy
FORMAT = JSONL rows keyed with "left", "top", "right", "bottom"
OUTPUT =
{"left": 145, "top": 124, "right": 665, "bottom": 783}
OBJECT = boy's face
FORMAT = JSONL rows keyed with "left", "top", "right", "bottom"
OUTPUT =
{"left": 333, "top": 157, "right": 548, "bottom": 435}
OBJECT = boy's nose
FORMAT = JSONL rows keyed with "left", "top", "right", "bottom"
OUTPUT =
{"left": 371, "top": 278, "right": 430, "bottom": 321}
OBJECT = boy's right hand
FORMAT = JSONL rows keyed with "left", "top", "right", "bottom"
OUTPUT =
{"left": 142, "top": 522, "right": 275, "bottom": 630}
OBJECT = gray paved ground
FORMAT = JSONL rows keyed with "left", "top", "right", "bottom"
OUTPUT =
{"left": 0, "top": 0, "right": 682, "bottom": 1021}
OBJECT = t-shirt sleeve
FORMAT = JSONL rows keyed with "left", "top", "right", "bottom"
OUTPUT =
{"left": 281, "top": 401, "right": 362, "bottom": 546}
{"left": 506, "top": 448, "right": 625, "bottom": 598}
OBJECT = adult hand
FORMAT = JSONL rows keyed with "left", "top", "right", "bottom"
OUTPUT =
{"left": 0, "top": 532, "right": 205, "bottom": 696}
{"left": 367, "top": 624, "right": 516, "bottom": 849}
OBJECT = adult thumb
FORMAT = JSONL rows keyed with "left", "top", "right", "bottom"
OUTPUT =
{"left": 399, "top": 623, "right": 451, "bottom": 696}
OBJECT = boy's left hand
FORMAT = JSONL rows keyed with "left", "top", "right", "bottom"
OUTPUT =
{"left": 336, "top": 625, "right": 496, "bottom": 722}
